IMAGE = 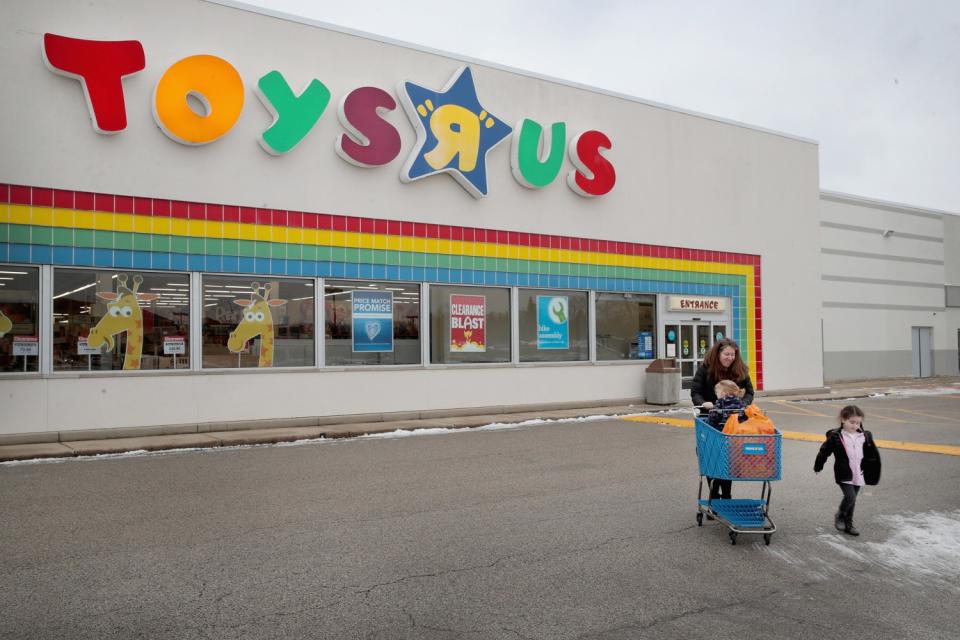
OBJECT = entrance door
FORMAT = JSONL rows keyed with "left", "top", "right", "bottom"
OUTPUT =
{"left": 911, "top": 326, "right": 933, "bottom": 378}
{"left": 665, "top": 322, "right": 727, "bottom": 385}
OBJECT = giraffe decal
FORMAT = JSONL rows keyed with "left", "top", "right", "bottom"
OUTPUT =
{"left": 0, "top": 309, "right": 12, "bottom": 337}
{"left": 227, "top": 282, "right": 288, "bottom": 367}
{"left": 86, "top": 274, "right": 160, "bottom": 370}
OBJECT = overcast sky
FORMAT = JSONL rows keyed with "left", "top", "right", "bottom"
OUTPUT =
{"left": 237, "top": 0, "right": 959, "bottom": 213}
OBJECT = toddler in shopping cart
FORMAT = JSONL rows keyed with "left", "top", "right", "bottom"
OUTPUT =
{"left": 707, "top": 380, "right": 748, "bottom": 429}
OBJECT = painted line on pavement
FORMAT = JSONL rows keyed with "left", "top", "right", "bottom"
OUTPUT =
{"left": 621, "top": 416, "right": 960, "bottom": 456}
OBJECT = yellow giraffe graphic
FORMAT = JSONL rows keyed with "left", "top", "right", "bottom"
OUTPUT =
{"left": 227, "top": 282, "right": 288, "bottom": 367}
{"left": 0, "top": 309, "right": 12, "bottom": 337}
{"left": 86, "top": 274, "right": 159, "bottom": 370}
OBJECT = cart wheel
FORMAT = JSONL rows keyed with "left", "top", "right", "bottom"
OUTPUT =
{"left": 729, "top": 531, "right": 738, "bottom": 545}
{"left": 696, "top": 513, "right": 703, "bottom": 526}
{"left": 764, "top": 534, "right": 772, "bottom": 545}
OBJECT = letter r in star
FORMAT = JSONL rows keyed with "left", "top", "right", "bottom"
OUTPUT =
{"left": 398, "top": 66, "right": 512, "bottom": 198}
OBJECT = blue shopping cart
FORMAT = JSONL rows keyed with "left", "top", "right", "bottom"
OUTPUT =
{"left": 695, "top": 413, "right": 781, "bottom": 545}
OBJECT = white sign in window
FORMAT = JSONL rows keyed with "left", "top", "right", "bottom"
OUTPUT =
{"left": 12, "top": 336, "right": 39, "bottom": 356}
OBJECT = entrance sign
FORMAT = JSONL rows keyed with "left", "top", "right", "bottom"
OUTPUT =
{"left": 668, "top": 296, "right": 726, "bottom": 312}
{"left": 536, "top": 296, "right": 569, "bottom": 350}
{"left": 450, "top": 294, "right": 486, "bottom": 352}
{"left": 352, "top": 290, "right": 393, "bottom": 353}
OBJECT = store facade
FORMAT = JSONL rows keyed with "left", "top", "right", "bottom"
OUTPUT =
{"left": 0, "top": 0, "right": 824, "bottom": 438}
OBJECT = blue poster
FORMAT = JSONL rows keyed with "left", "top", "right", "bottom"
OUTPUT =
{"left": 352, "top": 290, "right": 394, "bottom": 352}
{"left": 536, "top": 295, "right": 569, "bottom": 349}
{"left": 632, "top": 331, "right": 654, "bottom": 359}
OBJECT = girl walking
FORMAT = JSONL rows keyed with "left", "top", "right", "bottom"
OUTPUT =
{"left": 813, "top": 405, "right": 882, "bottom": 536}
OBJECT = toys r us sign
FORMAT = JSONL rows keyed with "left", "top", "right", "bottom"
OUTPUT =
{"left": 42, "top": 33, "right": 616, "bottom": 200}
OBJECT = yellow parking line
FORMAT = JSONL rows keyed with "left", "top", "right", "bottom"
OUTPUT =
{"left": 622, "top": 416, "right": 695, "bottom": 428}
{"left": 891, "top": 408, "right": 960, "bottom": 423}
{"left": 769, "top": 399, "right": 832, "bottom": 418}
{"left": 870, "top": 438, "right": 960, "bottom": 456}
{"left": 621, "top": 417, "right": 960, "bottom": 456}
{"left": 762, "top": 408, "right": 822, "bottom": 417}
{"left": 855, "top": 412, "right": 913, "bottom": 424}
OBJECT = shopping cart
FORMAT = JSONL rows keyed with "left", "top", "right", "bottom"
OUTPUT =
{"left": 694, "top": 409, "right": 781, "bottom": 545}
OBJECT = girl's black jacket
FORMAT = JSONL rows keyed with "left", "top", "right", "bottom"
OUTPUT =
{"left": 813, "top": 427, "right": 882, "bottom": 485}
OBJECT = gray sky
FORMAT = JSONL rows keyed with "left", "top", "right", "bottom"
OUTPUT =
{"left": 238, "top": 0, "right": 960, "bottom": 213}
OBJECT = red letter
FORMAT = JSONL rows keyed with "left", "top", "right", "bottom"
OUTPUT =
{"left": 567, "top": 130, "right": 616, "bottom": 197}
{"left": 335, "top": 87, "right": 402, "bottom": 167}
{"left": 42, "top": 33, "right": 145, "bottom": 134}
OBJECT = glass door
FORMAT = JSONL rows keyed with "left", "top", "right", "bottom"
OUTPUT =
{"left": 670, "top": 321, "right": 726, "bottom": 386}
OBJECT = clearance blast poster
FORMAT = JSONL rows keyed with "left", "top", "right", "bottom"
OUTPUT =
{"left": 450, "top": 294, "right": 486, "bottom": 352}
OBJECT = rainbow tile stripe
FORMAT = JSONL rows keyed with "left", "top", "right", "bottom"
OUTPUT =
{"left": 0, "top": 183, "right": 763, "bottom": 387}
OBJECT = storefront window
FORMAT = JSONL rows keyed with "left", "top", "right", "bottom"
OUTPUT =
{"left": 430, "top": 285, "right": 510, "bottom": 364}
{"left": 595, "top": 292, "right": 657, "bottom": 361}
{"left": 202, "top": 276, "right": 314, "bottom": 369}
{"left": 518, "top": 289, "right": 588, "bottom": 362}
{"left": 53, "top": 269, "right": 190, "bottom": 371}
{"left": 0, "top": 266, "right": 40, "bottom": 373}
{"left": 325, "top": 280, "right": 420, "bottom": 366}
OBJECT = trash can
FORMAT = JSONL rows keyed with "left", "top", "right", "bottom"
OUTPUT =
{"left": 644, "top": 358, "right": 681, "bottom": 405}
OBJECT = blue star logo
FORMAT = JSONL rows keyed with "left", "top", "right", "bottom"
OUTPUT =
{"left": 398, "top": 66, "right": 513, "bottom": 198}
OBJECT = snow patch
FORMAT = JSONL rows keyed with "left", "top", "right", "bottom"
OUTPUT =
{"left": 864, "top": 510, "right": 960, "bottom": 588}
{"left": 887, "top": 387, "right": 960, "bottom": 398}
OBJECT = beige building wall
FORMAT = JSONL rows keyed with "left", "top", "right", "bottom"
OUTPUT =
{"left": 820, "top": 191, "right": 959, "bottom": 380}
{"left": 0, "top": 0, "right": 823, "bottom": 436}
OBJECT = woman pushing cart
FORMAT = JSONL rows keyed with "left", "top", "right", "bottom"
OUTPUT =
{"left": 695, "top": 409, "right": 781, "bottom": 544}
{"left": 691, "top": 339, "right": 779, "bottom": 544}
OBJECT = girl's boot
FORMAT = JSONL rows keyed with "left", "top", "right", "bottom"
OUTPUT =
{"left": 834, "top": 511, "right": 845, "bottom": 531}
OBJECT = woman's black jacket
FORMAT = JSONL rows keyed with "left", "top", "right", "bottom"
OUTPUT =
{"left": 690, "top": 363, "right": 755, "bottom": 406}
{"left": 813, "top": 427, "right": 882, "bottom": 485}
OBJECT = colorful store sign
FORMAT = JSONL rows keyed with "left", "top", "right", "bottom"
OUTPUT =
{"left": 537, "top": 296, "right": 569, "bottom": 350}
{"left": 450, "top": 294, "right": 486, "bottom": 353}
{"left": 352, "top": 290, "right": 393, "bottom": 353}
{"left": 40, "top": 34, "right": 615, "bottom": 199}
{"left": 668, "top": 296, "right": 726, "bottom": 312}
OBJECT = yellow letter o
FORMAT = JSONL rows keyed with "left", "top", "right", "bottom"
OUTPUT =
{"left": 153, "top": 55, "right": 244, "bottom": 145}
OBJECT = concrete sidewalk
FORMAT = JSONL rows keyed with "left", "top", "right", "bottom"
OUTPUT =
{"left": 2, "top": 376, "right": 957, "bottom": 463}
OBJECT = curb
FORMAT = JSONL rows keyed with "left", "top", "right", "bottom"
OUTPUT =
{"left": 3, "top": 378, "right": 957, "bottom": 463}
{"left": 0, "top": 404, "right": 677, "bottom": 462}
